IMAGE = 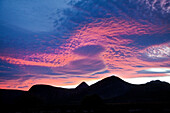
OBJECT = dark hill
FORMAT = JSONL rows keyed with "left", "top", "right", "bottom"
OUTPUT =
{"left": 86, "top": 76, "right": 134, "bottom": 99}
{"left": 1, "top": 75, "right": 170, "bottom": 112}
{"left": 29, "top": 84, "right": 75, "bottom": 105}
{"left": 0, "top": 89, "right": 26, "bottom": 105}
{"left": 75, "top": 81, "right": 89, "bottom": 90}
{"left": 107, "top": 79, "right": 170, "bottom": 103}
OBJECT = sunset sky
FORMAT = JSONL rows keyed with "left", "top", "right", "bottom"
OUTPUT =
{"left": 0, "top": 0, "right": 170, "bottom": 90}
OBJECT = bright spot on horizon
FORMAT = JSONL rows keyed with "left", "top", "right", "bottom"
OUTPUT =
{"left": 146, "top": 68, "right": 170, "bottom": 73}
{"left": 123, "top": 76, "right": 170, "bottom": 84}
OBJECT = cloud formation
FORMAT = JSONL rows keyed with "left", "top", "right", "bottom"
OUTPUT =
{"left": 73, "top": 45, "right": 105, "bottom": 56}
{"left": 0, "top": 0, "right": 169, "bottom": 90}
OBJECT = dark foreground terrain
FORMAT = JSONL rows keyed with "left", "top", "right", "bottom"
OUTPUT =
{"left": 1, "top": 103, "right": 170, "bottom": 113}
{"left": 1, "top": 76, "right": 170, "bottom": 113}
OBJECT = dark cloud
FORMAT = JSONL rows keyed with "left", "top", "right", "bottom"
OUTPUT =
{"left": 110, "top": 47, "right": 126, "bottom": 57}
{"left": 137, "top": 70, "right": 170, "bottom": 74}
{"left": 91, "top": 70, "right": 110, "bottom": 75}
{"left": 0, "top": 60, "right": 58, "bottom": 82}
{"left": 1, "top": 58, "right": 63, "bottom": 75}
{"left": 0, "top": 60, "right": 22, "bottom": 81}
{"left": 0, "top": 59, "right": 54, "bottom": 82}
{"left": 0, "top": 73, "right": 20, "bottom": 81}
{"left": 0, "top": 59, "right": 21, "bottom": 73}
{"left": 64, "top": 81, "right": 74, "bottom": 84}
{"left": 18, "top": 75, "right": 34, "bottom": 82}
{"left": 17, "top": 85, "right": 29, "bottom": 88}
{"left": 22, "top": 65, "right": 53, "bottom": 74}
{"left": 106, "top": 64, "right": 123, "bottom": 70}
{"left": 132, "top": 65, "right": 145, "bottom": 68}
{"left": 73, "top": 45, "right": 105, "bottom": 56}
{"left": 52, "top": 58, "right": 106, "bottom": 75}
{"left": 122, "top": 34, "right": 170, "bottom": 49}
{"left": 70, "top": 59, "right": 105, "bottom": 72}
{"left": 57, "top": 77, "right": 68, "bottom": 79}
{"left": 70, "top": 75, "right": 98, "bottom": 78}
{"left": 44, "top": 72, "right": 63, "bottom": 75}
{"left": 0, "top": 73, "right": 34, "bottom": 83}
{"left": 60, "top": 0, "right": 170, "bottom": 35}
{"left": 160, "top": 63, "right": 170, "bottom": 67}
{"left": 64, "top": 71, "right": 85, "bottom": 75}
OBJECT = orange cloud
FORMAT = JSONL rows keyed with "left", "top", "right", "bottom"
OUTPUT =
{"left": 0, "top": 17, "right": 169, "bottom": 90}
{"left": 0, "top": 17, "right": 166, "bottom": 68}
{"left": 0, "top": 53, "right": 80, "bottom": 67}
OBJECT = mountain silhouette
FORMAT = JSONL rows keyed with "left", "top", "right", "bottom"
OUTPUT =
{"left": 1, "top": 75, "right": 170, "bottom": 112}
{"left": 126, "top": 80, "right": 170, "bottom": 102}
{"left": 76, "top": 81, "right": 89, "bottom": 90}
{"left": 0, "top": 89, "right": 26, "bottom": 105}
{"left": 86, "top": 76, "right": 134, "bottom": 99}
{"left": 28, "top": 84, "right": 75, "bottom": 105}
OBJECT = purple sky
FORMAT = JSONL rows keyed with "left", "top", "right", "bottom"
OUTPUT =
{"left": 0, "top": 0, "right": 169, "bottom": 90}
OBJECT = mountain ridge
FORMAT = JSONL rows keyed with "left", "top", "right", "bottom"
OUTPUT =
{"left": 1, "top": 75, "right": 170, "bottom": 107}
{"left": 76, "top": 81, "right": 89, "bottom": 90}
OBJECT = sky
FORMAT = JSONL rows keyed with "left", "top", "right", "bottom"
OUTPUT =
{"left": 0, "top": 0, "right": 170, "bottom": 90}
